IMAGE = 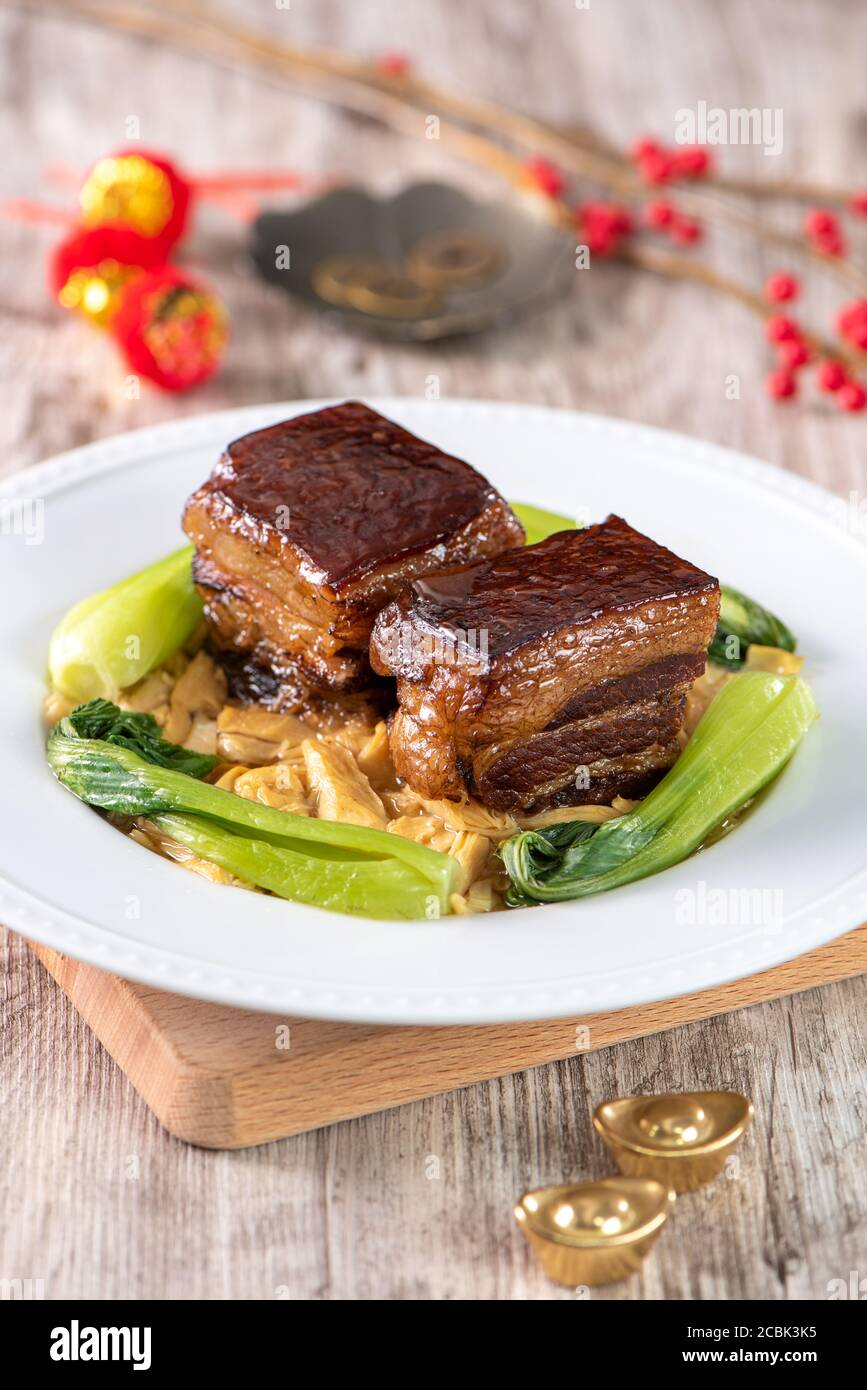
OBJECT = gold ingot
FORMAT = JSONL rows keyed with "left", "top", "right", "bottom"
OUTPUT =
{"left": 513, "top": 1177, "right": 674, "bottom": 1287}
{"left": 407, "top": 230, "right": 502, "bottom": 288}
{"left": 593, "top": 1091, "right": 753, "bottom": 1193}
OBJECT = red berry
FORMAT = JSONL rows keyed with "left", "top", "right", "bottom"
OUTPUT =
{"left": 583, "top": 227, "right": 616, "bottom": 256}
{"left": 849, "top": 192, "right": 867, "bottom": 217}
{"left": 764, "top": 314, "right": 799, "bottom": 343}
{"left": 575, "top": 209, "right": 615, "bottom": 256}
{"left": 804, "top": 206, "right": 846, "bottom": 256}
{"left": 376, "top": 51, "right": 411, "bottom": 78}
{"left": 836, "top": 298, "right": 867, "bottom": 336}
{"left": 630, "top": 135, "right": 660, "bottom": 162}
{"left": 580, "top": 200, "right": 632, "bottom": 234}
{"left": 847, "top": 323, "right": 867, "bottom": 350}
{"left": 777, "top": 339, "right": 809, "bottom": 369}
{"left": 816, "top": 360, "right": 846, "bottom": 392}
{"left": 804, "top": 208, "right": 838, "bottom": 239}
{"left": 576, "top": 201, "right": 632, "bottom": 255}
{"left": 814, "top": 229, "right": 846, "bottom": 258}
{"left": 837, "top": 300, "right": 867, "bottom": 348}
{"left": 668, "top": 214, "right": 702, "bottom": 244}
{"left": 672, "top": 146, "right": 712, "bottom": 178}
{"left": 642, "top": 198, "right": 675, "bottom": 228}
{"left": 524, "top": 157, "right": 566, "bottom": 199}
{"left": 765, "top": 368, "right": 797, "bottom": 400}
{"left": 764, "top": 272, "right": 800, "bottom": 303}
{"left": 639, "top": 150, "right": 674, "bottom": 184}
{"left": 837, "top": 381, "right": 867, "bottom": 412}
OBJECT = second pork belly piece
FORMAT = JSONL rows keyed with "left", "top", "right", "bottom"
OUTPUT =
{"left": 183, "top": 401, "right": 524, "bottom": 698}
{"left": 370, "top": 515, "right": 721, "bottom": 812}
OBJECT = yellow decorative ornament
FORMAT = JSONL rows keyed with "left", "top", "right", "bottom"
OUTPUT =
{"left": 78, "top": 150, "right": 190, "bottom": 249}
{"left": 56, "top": 257, "right": 138, "bottom": 328}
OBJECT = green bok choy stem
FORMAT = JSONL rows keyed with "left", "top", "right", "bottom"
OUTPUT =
{"left": 48, "top": 544, "right": 200, "bottom": 701}
{"left": 149, "top": 813, "right": 441, "bottom": 920}
{"left": 500, "top": 672, "right": 817, "bottom": 904}
{"left": 47, "top": 708, "right": 457, "bottom": 919}
{"left": 510, "top": 501, "right": 580, "bottom": 546}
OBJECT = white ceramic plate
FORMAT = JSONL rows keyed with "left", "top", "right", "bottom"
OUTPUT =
{"left": 2, "top": 399, "right": 865, "bottom": 1024}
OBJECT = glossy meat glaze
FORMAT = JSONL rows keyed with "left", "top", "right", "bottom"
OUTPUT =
{"left": 377, "top": 517, "right": 717, "bottom": 670}
{"left": 183, "top": 403, "right": 524, "bottom": 698}
{"left": 185, "top": 402, "right": 524, "bottom": 595}
{"left": 371, "top": 517, "right": 720, "bottom": 809}
{"left": 184, "top": 406, "right": 720, "bottom": 808}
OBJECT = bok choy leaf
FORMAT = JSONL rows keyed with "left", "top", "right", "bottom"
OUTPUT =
{"left": 63, "top": 698, "right": 217, "bottom": 778}
{"left": 499, "top": 672, "right": 817, "bottom": 904}
{"left": 47, "top": 701, "right": 457, "bottom": 919}
{"left": 708, "top": 585, "right": 797, "bottom": 669}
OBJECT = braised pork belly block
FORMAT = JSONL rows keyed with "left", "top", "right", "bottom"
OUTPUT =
{"left": 183, "top": 402, "right": 524, "bottom": 704}
{"left": 370, "top": 515, "right": 720, "bottom": 812}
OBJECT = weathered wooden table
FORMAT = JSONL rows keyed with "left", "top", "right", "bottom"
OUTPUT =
{"left": 2, "top": 0, "right": 865, "bottom": 1300}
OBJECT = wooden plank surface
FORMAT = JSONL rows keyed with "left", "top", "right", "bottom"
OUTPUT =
{"left": 2, "top": 0, "right": 867, "bottom": 1299}
{"left": 28, "top": 928, "right": 867, "bottom": 1149}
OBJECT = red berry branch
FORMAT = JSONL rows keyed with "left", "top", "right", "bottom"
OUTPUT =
{"left": 551, "top": 121, "right": 867, "bottom": 218}
{"left": 521, "top": 154, "right": 867, "bottom": 408}
{"left": 51, "top": 0, "right": 867, "bottom": 409}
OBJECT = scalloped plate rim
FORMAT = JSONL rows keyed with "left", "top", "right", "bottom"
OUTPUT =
{"left": 1, "top": 397, "right": 864, "bottom": 1024}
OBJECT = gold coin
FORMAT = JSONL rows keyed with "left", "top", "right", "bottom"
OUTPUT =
{"left": 312, "top": 255, "right": 387, "bottom": 307}
{"left": 407, "top": 231, "right": 502, "bottom": 287}
{"left": 345, "top": 265, "right": 441, "bottom": 319}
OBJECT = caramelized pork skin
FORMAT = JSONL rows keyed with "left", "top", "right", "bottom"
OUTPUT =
{"left": 183, "top": 401, "right": 524, "bottom": 698}
{"left": 370, "top": 516, "right": 720, "bottom": 810}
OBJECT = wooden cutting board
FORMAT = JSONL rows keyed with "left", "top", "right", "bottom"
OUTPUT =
{"left": 29, "top": 930, "right": 867, "bottom": 1149}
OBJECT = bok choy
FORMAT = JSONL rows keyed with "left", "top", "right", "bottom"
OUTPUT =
{"left": 47, "top": 701, "right": 457, "bottom": 920}
{"left": 511, "top": 501, "right": 580, "bottom": 546}
{"left": 48, "top": 544, "right": 200, "bottom": 701}
{"left": 148, "top": 813, "right": 443, "bottom": 920}
{"left": 708, "top": 585, "right": 797, "bottom": 669}
{"left": 62, "top": 698, "right": 217, "bottom": 778}
{"left": 500, "top": 672, "right": 817, "bottom": 904}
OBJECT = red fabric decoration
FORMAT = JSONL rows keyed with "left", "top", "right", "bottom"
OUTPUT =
{"left": 111, "top": 266, "right": 229, "bottom": 392}
{"left": 48, "top": 225, "right": 168, "bottom": 332}
{"left": 49, "top": 226, "right": 164, "bottom": 298}
{"left": 43, "top": 163, "right": 231, "bottom": 388}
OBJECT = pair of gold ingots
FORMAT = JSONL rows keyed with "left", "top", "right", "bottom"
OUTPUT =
{"left": 312, "top": 230, "right": 502, "bottom": 320}
{"left": 515, "top": 1091, "right": 753, "bottom": 1288}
